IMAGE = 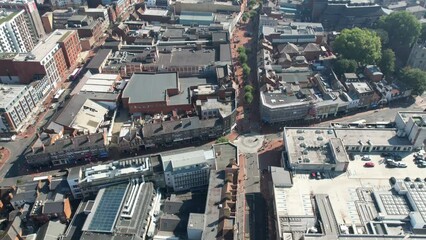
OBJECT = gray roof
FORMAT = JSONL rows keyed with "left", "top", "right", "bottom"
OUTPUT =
{"left": 36, "top": 220, "right": 67, "bottom": 240}
{"left": 271, "top": 166, "right": 293, "bottom": 187}
{"left": 86, "top": 49, "right": 112, "bottom": 70}
{"left": 123, "top": 72, "right": 178, "bottom": 104}
{"left": 212, "top": 32, "right": 228, "bottom": 43}
{"left": 219, "top": 44, "right": 232, "bottom": 62}
{"left": 142, "top": 117, "right": 220, "bottom": 138}
{"left": 42, "top": 201, "right": 64, "bottom": 214}
{"left": 188, "top": 213, "right": 204, "bottom": 231}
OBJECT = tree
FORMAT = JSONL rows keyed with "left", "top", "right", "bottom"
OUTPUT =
{"left": 371, "top": 28, "right": 389, "bottom": 46}
{"left": 237, "top": 46, "right": 246, "bottom": 54}
{"left": 216, "top": 136, "right": 229, "bottom": 143}
{"left": 244, "top": 85, "right": 254, "bottom": 93}
{"left": 239, "top": 52, "right": 248, "bottom": 63}
{"left": 244, "top": 92, "right": 253, "bottom": 104}
{"left": 378, "top": 49, "right": 396, "bottom": 76}
{"left": 242, "top": 63, "right": 251, "bottom": 76}
{"left": 377, "top": 11, "right": 421, "bottom": 47}
{"left": 333, "top": 28, "right": 382, "bottom": 65}
{"left": 332, "top": 58, "right": 358, "bottom": 78}
{"left": 399, "top": 67, "right": 426, "bottom": 95}
{"left": 242, "top": 13, "right": 249, "bottom": 22}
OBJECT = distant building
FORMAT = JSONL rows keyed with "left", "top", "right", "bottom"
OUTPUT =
{"left": 162, "top": 149, "right": 215, "bottom": 191}
{"left": 0, "top": 84, "right": 41, "bottom": 133}
{"left": 50, "top": 0, "right": 84, "bottom": 8}
{"left": 407, "top": 41, "right": 426, "bottom": 71}
{"left": 57, "top": 30, "right": 82, "bottom": 69}
{"left": 174, "top": 0, "right": 240, "bottom": 14}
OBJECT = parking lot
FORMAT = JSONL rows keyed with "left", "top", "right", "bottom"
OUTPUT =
{"left": 283, "top": 152, "right": 425, "bottom": 226}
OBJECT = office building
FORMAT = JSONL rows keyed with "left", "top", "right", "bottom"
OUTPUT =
{"left": 395, "top": 111, "right": 426, "bottom": 149}
{"left": 0, "top": 9, "right": 35, "bottom": 53}
{"left": 0, "top": 84, "right": 40, "bottom": 133}
{"left": 57, "top": 29, "right": 81, "bottom": 69}
{"left": 162, "top": 149, "right": 215, "bottom": 191}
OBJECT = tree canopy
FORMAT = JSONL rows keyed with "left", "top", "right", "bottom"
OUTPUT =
{"left": 333, "top": 28, "right": 381, "bottom": 65}
{"left": 332, "top": 58, "right": 358, "bottom": 77}
{"left": 371, "top": 28, "right": 389, "bottom": 46}
{"left": 216, "top": 136, "right": 229, "bottom": 143}
{"left": 242, "top": 63, "right": 251, "bottom": 76}
{"left": 399, "top": 68, "right": 426, "bottom": 95}
{"left": 377, "top": 11, "right": 421, "bottom": 47}
{"left": 244, "top": 92, "right": 253, "bottom": 104}
{"left": 239, "top": 52, "right": 248, "bottom": 63}
{"left": 420, "top": 23, "right": 426, "bottom": 42}
{"left": 244, "top": 85, "right": 254, "bottom": 93}
{"left": 378, "top": 49, "right": 396, "bottom": 77}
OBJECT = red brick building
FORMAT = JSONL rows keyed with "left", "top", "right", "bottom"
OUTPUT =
{"left": 58, "top": 30, "right": 82, "bottom": 69}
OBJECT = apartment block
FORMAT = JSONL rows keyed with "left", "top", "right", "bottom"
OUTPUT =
{"left": 0, "top": 30, "right": 79, "bottom": 94}
{"left": 0, "top": 84, "right": 40, "bottom": 133}
{"left": 57, "top": 30, "right": 81, "bottom": 69}
{"left": 0, "top": 0, "right": 45, "bottom": 40}
{"left": 0, "top": 9, "right": 35, "bottom": 53}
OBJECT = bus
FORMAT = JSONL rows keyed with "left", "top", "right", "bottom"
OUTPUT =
{"left": 53, "top": 89, "right": 65, "bottom": 102}
{"left": 68, "top": 67, "right": 81, "bottom": 81}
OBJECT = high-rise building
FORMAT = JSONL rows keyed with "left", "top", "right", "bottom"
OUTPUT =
{"left": 0, "top": 0, "right": 45, "bottom": 41}
{"left": 0, "top": 84, "right": 40, "bottom": 133}
{"left": 0, "top": 9, "right": 35, "bottom": 53}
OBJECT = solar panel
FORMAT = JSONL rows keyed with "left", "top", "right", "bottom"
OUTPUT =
{"left": 87, "top": 184, "right": 128, "bottom": 233}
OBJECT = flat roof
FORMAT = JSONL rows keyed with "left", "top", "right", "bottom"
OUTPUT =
{"left": 213, "top": 143, "right": 238, "bottom": 170}
{"left": 162, "top": 149, "right": 214, "bottom": 171}
{"left": 334, "top": 128, "right": 412, "bottom": 146}
{"left": 219, "top": 44, "right": 232, "bottom": 62}
{"left": 142, "top": 117, "right": 220, "bottom": 138}
{"left": 0, "top": 9, "right": 21, "bottom": 25}
{"left": 0, "top": 84, "right": 27, "bottom": 107}
{"left": 188, "top": 213, "right": 204, "bottom": 230}
{"left": 153, "top": 48, "right": 216, "bottom": 67}
{"left": 271, "top": 166, "right": 293, "bottom": 187}
{"left": 87, "top": 49, "right": 112, "bottom": 70}
{"left": 123, "top": 72, "right": 178, "bottom": 104}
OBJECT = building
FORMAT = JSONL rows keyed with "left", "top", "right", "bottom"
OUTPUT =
{"left": 347, "top": 82, "right": 376, "bottom": 108}
{"left": 68, "top": 154, "right": 163, "bottom": 199}
{"left": 122, "top": 72, "right": 193, "bottom": 114}
{"left": 179, "top": 11, "right": 215, "bottom": 26}
{"left": 395, "top": 111, "right": 426, "bottom": 149}
{"left": 79, "top": 182, "right": 159, "bottom": 240}
{"left": 86, "top": 49, "right": 112, "bottom": 74}
{"left": 174, "top": 0, "right": 240, "bottom": 14}
{"left": 283, "top": 127, "right": 350, "bottom": 172}
{"left": 259, "top": 17, "right": 324, "bottom": 45}
{"left": 26, "top": 132, "right": 108, "bottom": 167}
{"left": 0, "top": 9, "right": 36, "bottom": 53}
{"left": 41, "top": 12, "right": 53, "bottom": 34}
{"left": 0, "top": 30, "right": 74, "bottom": 93}
{"left": 50, "top": 0, "right": 83, "bottom": 9}
{"left": 312, "top": 0, "right": 389, "bottom": 30}
{"left": 0, "top": 0, "right": 45, "bottom": 41}
{"left": 187, "top": 213, "right": 204, "bottom": 239}
{"left": 0, "top": 84, "right": 41, "bottom": 133}
{"left": 78, "top": 6, "right": 110, "bottom": 32}
{"left": 162, "top": 149, "right": 215, "bottom": 191}
{"left": 407, "top": 41, "right": 426, "bottom": 71}
{"left": 67, "top": 15, "right": 104, "bottom": 44}
{"left": 57, "top": 29, "right": 82, "bottom": 69}
{"left": 71, "top": 72, "right": 121, "bottom": 95}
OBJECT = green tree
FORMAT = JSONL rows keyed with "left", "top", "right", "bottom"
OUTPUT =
{"left": 377, "top": 11, "right": 421, "bottom": 47}
{"left": 244, "top": 85, "right": 254, "bottom": 93}
{"left": 237, "top": 46, "right": 246, "bottom": 54}
{"left": 242, "top": 13, "right": 249, "bottom": 22}
{"left": 239, "top": 52, "right": 248, "bottom": 63}
{"left": 399, "top": 67, "right": 426, "bottom": 95}
{"left": 216, "top": 136, "right": 229, "bottom": 143}
{"left": 371, "top": 28, "right": 389, "bottom": 46}
{"left": 333, "top": 28, "right": 382, "bottom": 65}
{"left": 420, "top": 23, "right": 426, "bottom": 42}
{"left": 332, "top": 58, "right": 358, "bottom": 78}
{"left": 244, "top": 92, "right": 253, "bottom": 104}
{"left": 378, "top": 49, "right": 396, "bottom": 76}
{"left": 242, "top": 63, "right": 251, "bottom": 76}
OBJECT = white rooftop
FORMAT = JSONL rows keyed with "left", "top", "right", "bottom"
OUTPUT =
{"left": 0, "top": 84, "right": 27, "bottom": 107}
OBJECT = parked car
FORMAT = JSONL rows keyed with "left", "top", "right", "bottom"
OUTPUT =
{"left": 316, "top": 172, "right": 321, "bottom": 180}
{"left": 364, "top": 162, "right": 375, "bottom": 168}
{"left": 348, "top": 153, "right": 355, "bottom": 161}
{"left": 396, "top": 162, "right": 407, "bottom": 168}
{"left": 419, "top": 162, "right": 426, "bottom": 168}
{"left": 361, "top": 155, "right": 371, "bottom": 161}
{"left": 393, "top": 154, "right": 403, "bottom": 161}
{"left": 310, "top": 172, "right": 316, "bottom": 179}
{"left": 387, "top": 160, "right": 398, "bottom": 167}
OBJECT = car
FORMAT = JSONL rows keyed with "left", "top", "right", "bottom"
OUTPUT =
{"left": 393, "top": 154, "right": 403, "bottom": 161}
{"left": 361, "top": 155, "right": 371, "bottom": 161}
{"left": 320, "top": 172, "right": 326, "bottom": 179}
{"left": 397, "top": 162, "right": 407, "bottom": 168}
{"left": 316, "top": 172, "right": 321, "bottom": 180}
{"left": 387, "top": 160, "right": 398, "bottom": 167}
{"left": 348, "top": 153, "right": 355, "bottom": 161}
{"left": 364, "top": 162, "right": 375, "bottom": 168}
{"left": 418, "top": 162, "right": 426, "bottom": 168}
{"left": 310, "top": 172, "right": 316, "bottom": 179}
{"left": 381, "top": 152, "right": 392, "bottom": 157}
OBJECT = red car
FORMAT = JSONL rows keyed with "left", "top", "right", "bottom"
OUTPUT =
{"left": 364, "top": 162, "right": 375, "bottom": 168}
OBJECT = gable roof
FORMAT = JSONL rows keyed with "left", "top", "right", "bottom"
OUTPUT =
{"left": 304, "top": 43, "right": 321, "bottom": 52}
{"left": 278, "top": 43, "right": 299, "bottom": 54}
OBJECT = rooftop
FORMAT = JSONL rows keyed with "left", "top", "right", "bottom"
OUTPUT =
{"left": 153, "top": 48, "right": 216, "bottom": 67}
{"left": 162, "top": 149, "right": 214, "bottom": 172}
{"left": 0, "top": 9, "right": 21, "bottom": 25}
{"left": 397, "top": 111, "right": 426, "bottom": 127}
{"left": 142, "top": 117, "right": 220, "bottom": 138}
{"left": 123, "top": 72, "right": 178, "bottom": 104}
{"left": 334, "top": 128, "right": 412, "bottom": 146}
{"left": 87, "top": 49, "right": 112, "bottom": 70}
{"left": 213, "top": 142, "right": 238, "bottom": 170}
{"left": 0, "top": 84, "right": 28, "bottom": 108}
